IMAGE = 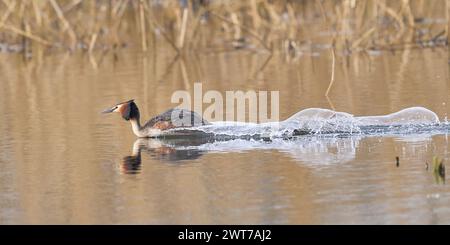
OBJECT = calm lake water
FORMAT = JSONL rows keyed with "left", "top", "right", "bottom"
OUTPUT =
{"left": 0, "top": 43, "right": 449, "bottom": 224}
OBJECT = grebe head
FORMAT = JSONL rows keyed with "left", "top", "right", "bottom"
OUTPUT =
{"left": 102, "top": 99, "right": 140, "bottom": 121}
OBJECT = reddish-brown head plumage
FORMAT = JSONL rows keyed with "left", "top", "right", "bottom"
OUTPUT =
{"left": 102, "top": 99, "right": 140, "bottom": 121}
{"left": 119, "top": 101, "right": 139, "bottom": 121}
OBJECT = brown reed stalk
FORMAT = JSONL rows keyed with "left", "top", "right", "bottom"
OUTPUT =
{"left": 325, "top": 43, "right": 336, "bottom": 97}
{"left": 88, "top": 32, "right": 98, "bottom": 54}
{"left": 178, "top": 7, "right": 189, "bottom": 49}
{"left": 31, "top": 0, "right": 42, "bottom": 27}
{"left": 139, "top": 0, "right": 147, "bottom": 51}
{"left": 317, "top": 0, "right": 337, "bottom": 97}
{"left": 1, "top": 24, "right": 51, "bottom": 46}
{"left": 144, "top": 6, "right": 180, "bottom": 54}
{"left": 210, "top": 12, "right": 271, "bottom": 51}
{"left": 50, "top": 0, "right": 77, "bottom": 49}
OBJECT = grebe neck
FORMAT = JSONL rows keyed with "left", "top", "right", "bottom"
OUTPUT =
{"left": 130, "top": 118, "right": 147, "bottom": 137}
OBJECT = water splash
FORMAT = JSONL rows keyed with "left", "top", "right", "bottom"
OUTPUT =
{"left": 163, "top": 107, "right": 449, "bottom": 138}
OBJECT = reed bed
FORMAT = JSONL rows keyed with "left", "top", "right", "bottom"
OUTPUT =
{"left": 0, "top": 0, "right": 447, "bottom": 59}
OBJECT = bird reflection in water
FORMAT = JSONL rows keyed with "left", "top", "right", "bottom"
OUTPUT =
{"left": 120, "top": 137, "right": 215, "bottom": 174}
{"left": 119, "top": 135, "right": 434, "bottom": 175}
{"left": 119, "top": 135, "right": 360, "bottom": 174}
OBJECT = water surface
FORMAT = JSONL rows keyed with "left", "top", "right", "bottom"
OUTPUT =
{"left": 0, "top": 44, "right": 449, "bottom": 224}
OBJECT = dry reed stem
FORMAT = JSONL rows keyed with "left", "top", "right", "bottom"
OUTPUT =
{"left": 179, "top": 58, "right": 190, "bottom": 90}
{"left": 250, "top": 0, "right": 261, "bottom": 30}
{"left": 88, "top": 32, "right": 98, "bottom": 54}
{"left": 144, "top": 8, "right": 180, "bottom": 54}
{"left": 31, "top": 1, "right": 42, "bottom": 27}
{"left": 23, "top": 21, "right": 31, "bottom": 60}
{"left": 352, "top": 27, "right": 376, "bottom": 49}
{"left": 402, "top": 0, "right": 415, "bottom": 28}
{"left": 186, "top": 8, "right": 207, "bottom": 50}
{"left": 210, "top": 12, "right": 271, "bottom": 51}
{"left": 178, "top": 7, "right": 189, "bottom": 49}
{"left": 1, "top": 24, "right": 51, "bottom": 46}
{"left": 326, "top": 94, "right": 336, "bottom": 111}
{"left": 375, "top": 1, "right": 405, "bottom": 43}
{"left": 317, "top": 0, "right": 328, "bottom": 24}
{"left": 0, "top": 0, "right": 15, "bottom": 33}
{"left": 230, "top": 12, "right": 241, "bottom": 40}
{"left": 111, "top": 0, "right": 129, "bottom": 45}
{"left": 89, "top": 53, "right": 98, "bottom": 70}
{"left": 111, "top": 0, "right": 124, "bottom": 17}
{"left": 325, "top": 46, "right": 336, "bottom": 97}
{"left": 139, "top": 0, "right": 147, "bottom": 51}
{"left": 62, "top": 0, "right": 83, "bottom": 14}
{"left": 317, "top": 0, "right": 337, "bottom": 98}
{"left": 50, "top": 0, "right": 77, "bottom": 49}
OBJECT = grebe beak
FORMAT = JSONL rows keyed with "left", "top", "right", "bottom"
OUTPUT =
{"left": 101, "top": 106, "right": 117, "bottom": 114}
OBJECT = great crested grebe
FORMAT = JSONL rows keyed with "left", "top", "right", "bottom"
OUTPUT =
{"left": 102, "top": 99, "right": 209, "bottom": 138}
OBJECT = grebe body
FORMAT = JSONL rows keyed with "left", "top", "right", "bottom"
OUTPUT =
{"left": 102, "top": 99, "right": 209, "bottom": 138}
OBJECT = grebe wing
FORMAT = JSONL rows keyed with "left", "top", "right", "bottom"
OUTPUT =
{"left": 144, "top": 108, "right": 209, "bottom": 129}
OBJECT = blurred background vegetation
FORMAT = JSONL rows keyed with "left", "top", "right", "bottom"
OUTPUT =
{"left": 0, "top": 0, "right": 447, "bottom": 59}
